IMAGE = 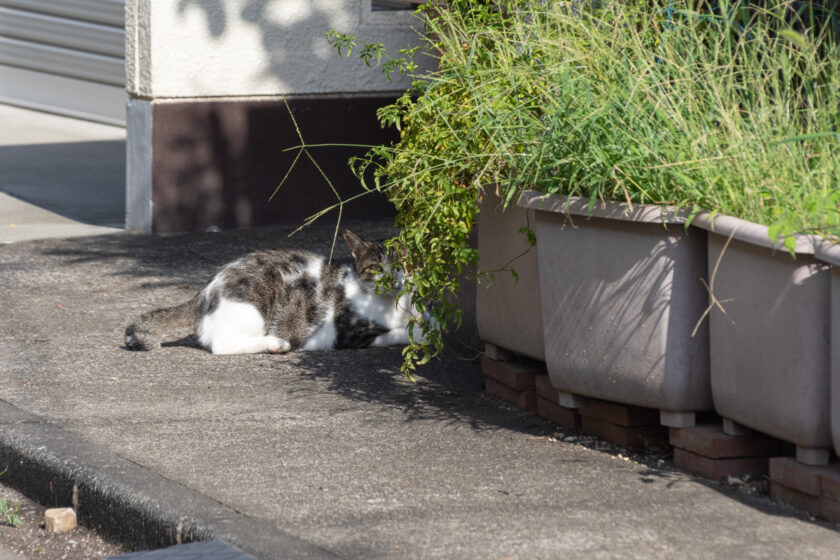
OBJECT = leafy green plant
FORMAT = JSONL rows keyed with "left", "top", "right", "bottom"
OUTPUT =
{"left": 305, "top": 0, "right": 839, "bottom": 375}
{"left": 0, "top": 470, "right": 22, "bottom": 528}
{"left": 0, "top": 495, "right": 21, "bottom": 528}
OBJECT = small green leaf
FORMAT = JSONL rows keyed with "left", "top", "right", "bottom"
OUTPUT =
{"left": 784, "top": 234, "right": 797, "bottom": 254}
{"left": 518, "top": 226, "right": 537, "bottom": 247}
{"left": 779, "top": 29, "right": 808, "bottom": 50}
{"left": 417, "top": 351, "right": 432, "bottom": 366}
{"left": 768, "top": 223, "right": 783, "bottom": 244}
{"left": 771, "top": 131, "right": 840, "bottom": 145}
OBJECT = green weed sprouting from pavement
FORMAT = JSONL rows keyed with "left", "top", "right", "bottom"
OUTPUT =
{"left": 0, "top": 470, "right": 22, "bottom": 528}
{"left": 302, "top": 0, "right": 840, "bottom": 375}
{"left": 0, "top": 495, "right": 22, "bottom": 528}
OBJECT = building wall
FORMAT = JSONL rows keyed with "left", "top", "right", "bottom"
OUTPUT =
{"left": 125, "top": 0, "right": 431, "bottom": 233}
{"left": 128, "top": 95, "right": 400, "bottom": 234}
{"left": 126, "top": 0, "right": 428, "bottom": 98}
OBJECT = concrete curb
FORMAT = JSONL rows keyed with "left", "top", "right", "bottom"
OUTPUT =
{"left": 0, "top": 400, "right": 338, "bottom": 560}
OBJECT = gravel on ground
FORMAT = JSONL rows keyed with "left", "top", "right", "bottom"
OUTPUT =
{"left": 0, "top": 481, "right": 127, "bottom": 560}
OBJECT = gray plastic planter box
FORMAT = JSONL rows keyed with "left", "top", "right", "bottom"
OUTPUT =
{"left": 694, "top": 213, "right": 831, "bottom": 465}
{"left": 815, "top": 242, "right": 840, "bottom": 460}
{"left": 519, "top": 192, "right": 712, "bottom": 427}
{"left": 476, "top": 191, "right": 545, "bottom": 361}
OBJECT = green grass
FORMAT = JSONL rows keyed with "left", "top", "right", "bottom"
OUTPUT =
{"left": 0, "top": 470, "right": 22, "bottom": 528}
{"left": 395, "top": 0, "right": 840, "bottom": 238}
{"left": 0, "top": 495, "right": 21, "bottom": 528}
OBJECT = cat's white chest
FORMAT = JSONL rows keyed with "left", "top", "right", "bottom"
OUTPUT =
{"left": 343, "top": 278, "right": 411, "bottom": 329}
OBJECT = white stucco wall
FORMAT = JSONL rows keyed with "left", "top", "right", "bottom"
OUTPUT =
{"left": 126, "top": 0, "right": 431, "bottom": 98}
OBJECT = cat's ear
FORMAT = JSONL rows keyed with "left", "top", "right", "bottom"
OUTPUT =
{"left": 343, "top": 230, "right": 369, "bottom": 259}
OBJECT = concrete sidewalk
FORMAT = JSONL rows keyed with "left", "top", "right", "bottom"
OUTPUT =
{"left": 1, "top": 222, "right": 840, "bottom": 559}
{"left": 0, "top": 191, "right": 121, "bottom": 243}
{"left": 0, "top": 104, "right": 125, "bottom": 230}
{"left": 0, "top": 104, "right": 124, "bottom": 245}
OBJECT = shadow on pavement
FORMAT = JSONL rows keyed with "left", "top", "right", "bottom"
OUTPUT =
{"left": 0, "top": 140, "right": 125, "bottom": 227}
{"left": 34, "top": 224, "right": 543, "bottom": 432}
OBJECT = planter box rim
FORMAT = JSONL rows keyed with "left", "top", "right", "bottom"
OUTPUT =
{"left": 517, "top": 191, "right": 692, "bottom": 225}
{"left": 692, "top": 211, "right": 821, "bottom": 255}
{"left": 815, "top": 240, "right": 840, "bottom": 266}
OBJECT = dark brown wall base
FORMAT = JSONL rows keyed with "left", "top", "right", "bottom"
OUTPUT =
{"left": 151, "top": 96, "right": 398, "bottom": 234}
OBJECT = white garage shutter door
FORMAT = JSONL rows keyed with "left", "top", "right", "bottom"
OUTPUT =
{"left": 0, "top": 0, "right": 126, "bottom": 125}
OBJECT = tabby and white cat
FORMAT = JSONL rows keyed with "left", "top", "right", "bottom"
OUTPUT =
{"left": 125, "top": 230, "right": 418, "bottom": 354}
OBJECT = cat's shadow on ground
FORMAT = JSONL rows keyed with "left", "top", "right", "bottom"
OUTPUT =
{"left": 121, "top": 335, "right": 202, "bottom": 352}
{"left": 160, "top": 334, "right": 203, "bottom": 349}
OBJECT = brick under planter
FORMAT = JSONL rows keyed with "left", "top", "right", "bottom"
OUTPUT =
{"left": 484, "top": 378, "right": 536, "bottom": 411}
{"left": 534, "top": 374, "right": 581, "bottom": 430}
{"left": 579, "top": 400, "right": 660, "bottom": 427}
{"left": 480, "top": 356, "right": 539, "bottom": 412}
{"left": 577, "top": 400, "right": 667, "bottom": 449}
{"left": 674, "top": 449, "right": 772, "bottom": 482}
{"left": 480, "top": 357, "right": 584, "bottom": 427}
{"left": 769, "top": 457, "right": 840, "bottom": 523}
{"left": 669, "top": 424, "right": 779, "bottom": 481}
{"left": 481, "top": 356, "right": 542, "bottom": 391}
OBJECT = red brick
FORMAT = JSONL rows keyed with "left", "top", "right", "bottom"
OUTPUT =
{"left": 770, "top": 481, "right": 822, "bottom": 515}
{"left": 769, "top": 457, "right": 826, "bottom": 496}
{"left": 485, "top": 377, "right": 536, "bottom": 411}
{"left": 669, "top": 425, "right": 780, "bottom": 459}
{"left": 581, "top": 416, "right": 667, "bottom": 449}
{"left": 820, "top": 496, "right": 840, "bottom": 523}
{"left": 534, "top": 374, "right": 560, "bottom": 401}
{"left": 480, "top": 356, "right": 542, "bottom": 391}
{"left": 673, "top": 448, "right": 769, "bottom": 481}
{"left": 536, "top": 396, "right": 581, "bottom": 430}
{"left": 579, "top": 399, "right": 660, "bottom": 427}
{"left": 819, "top": 468, "right": 840, "bottom": 502}
{"left": 770, "top": 465, "right": 840, "bottom": 523}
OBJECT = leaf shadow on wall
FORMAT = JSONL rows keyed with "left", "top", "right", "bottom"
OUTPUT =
{"left": 157, "top": 0, "right": 407, "bottom": 233}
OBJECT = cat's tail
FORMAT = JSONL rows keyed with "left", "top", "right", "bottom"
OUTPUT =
{"left": 124, "top": 294, "right": 201, "bottom": 350}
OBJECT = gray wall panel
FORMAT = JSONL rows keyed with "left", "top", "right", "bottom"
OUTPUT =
{"left": 0, "top": 7, "right": 123, "bottom": 57}
{"left": 0, "top": 0, "right": 125, "bottom": 122}
{"left": 0, "top": 36, "right": 123, "bottom": 86}
{"left": 0, "top": 0, "right": 124, "bottom": 27}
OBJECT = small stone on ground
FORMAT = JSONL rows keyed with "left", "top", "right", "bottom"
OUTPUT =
{"left": 0, "top": 482, "right": 126, "bottom": 559}
{"left": 44, "top": 508, "right": 77, "bottom": 533}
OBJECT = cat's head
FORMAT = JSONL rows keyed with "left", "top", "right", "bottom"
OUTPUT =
{"left": 343, "top": 230, "right": 404, "bottom": 291}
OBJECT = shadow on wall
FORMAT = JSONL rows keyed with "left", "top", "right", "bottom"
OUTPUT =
{"left": 150, "top": 97, "right": 398, "bottom": 233}
{"left": 178, "top": 0, "right": 227, "bottom": 37}
{"left": 175, "top": 0, "right": 420, "bottom": 87}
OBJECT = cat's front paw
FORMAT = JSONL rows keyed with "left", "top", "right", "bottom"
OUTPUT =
{"left": 265, "top": 337, "right": 291, "bottom": 354}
